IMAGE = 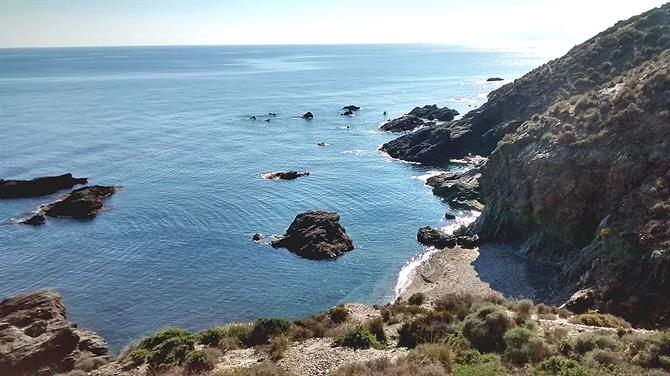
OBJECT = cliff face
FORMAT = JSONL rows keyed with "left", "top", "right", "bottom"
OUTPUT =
{"left": 479, "top": 50, "right": 670, "bottom": 326}
{"left": 381, "top": 3, "right": 670, "bottom": 164}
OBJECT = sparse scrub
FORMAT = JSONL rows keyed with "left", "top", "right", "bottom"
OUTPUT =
{"left": 246, "top": 318, "right": 293, "bottom": 346}
{"left": 338, "top": 325, "right": 379, "bottom": 349}
{"left": 569, "top": 312, "right": 631, "bottom": 329}
{"left": 328, "top": 304, "right": 349, "bottom": 323}
{"left": 398, "top": 310, "right": 456, "bottom": 348}
{"left": 126, "top": 327, "right": 201, "bottom": 370}
{"left": 462, "top": 305, "right": 515, "bottom": 352}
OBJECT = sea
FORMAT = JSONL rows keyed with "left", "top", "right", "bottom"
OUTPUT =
{"left": 0, "top": 44, "right": 551, "bottom": 351}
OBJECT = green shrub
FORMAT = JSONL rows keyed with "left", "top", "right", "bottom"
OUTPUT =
{"left": 532, "top": 356, "right": 590, "bottom": 376}
{"left": 569, "top": 312, "right": 631, "bottom": 329}
{"left": 338, "top": 326, "right": 379, "bottom": 349}
{"left": 627, "top": 331, "right": 670, "bottom": 369}
{"left": 328, "top": 304, "right": 349, "bottom": 323}
{"left": 127, "top": 327, "right": 196, "bottom": 369}
{"left": 292, "top": 314, "right": 329, "bottom": 340}
{"left": 584, "top": 348, "right": 620, "bottom": 367}
{"left": 511, "top": 300, "right": 535, "bottom": 324}
{"left": 184, "top": 349, "right": 213, "bottom": 372}
{"left": 198, "top": 327, "right": 227, "bottom": 347}
{"left": 246, "top": 318, "right": 293, "bottom": 346}
{"left": 268, "top": 335, "right": 290, "bottom": 360}
{"left": 462, "top": 306, "right": 515, "bottom": 352}
{"left": 572, "top": 333, "right": 622, "bottom": 355}
{"left": 198, "top": 324, "right": 251, "bottom": 349}
{"left": 456, "top": 349, "right": 499, "bottom": 365}
{"left": 366, "top": 317, "right": 387, "bottom": 345}
{"left": 503, "top": 326, "right": 553, "bottom": 365}
{"left": 408, "top": 292, "right": 426, "bottom": 305}
{"left": 435, "top": 293, "right": 475, "bottom": 320}
{"left": 407, "top": 343, "right": 456, "bottom": 372}
{"left": 453, "top": 355, "right": 509, "bottom": 376}
{"left": 398, "top": 310, "right": 456, "bottom": 348}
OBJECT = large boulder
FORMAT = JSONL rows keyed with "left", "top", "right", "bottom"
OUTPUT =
{"left": 342, "top": 105, "right": 360, "bottom": 112}
{"left": 417, "top": 226, "right": 456, "bottom": 249}
{"left": 408, "top": 105, "right": 459, "bottom": 122}
{"left": 0, "top": 174, "right": 87, "bottom": 199}
{"left": 43, "top": 185, "right": 118, "bottom": 219}
{"left": 0, "top": 290, "right": 109, "bottom": 375}
{"left": 379, "top": 115, "right": 431, "bottom": 133}
{"left": 271, "top": 211, "right": 354, "bottom": 259}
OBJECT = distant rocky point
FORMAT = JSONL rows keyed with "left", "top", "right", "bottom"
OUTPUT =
{"left": 271, "top": 210, "right": 354, "bottom": 259}
{"left": 0, "top": 173, "right": 87, "bottom": 199}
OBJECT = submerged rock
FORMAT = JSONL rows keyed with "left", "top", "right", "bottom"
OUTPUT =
{"left": 0, "top": 290, "right": 109, "bottom": 375}
{"left": 408, "top": 105, "right": 459, "bottom": 122}
{"left": 271, "top": 210, "right": 354, "bottom": 259}
{"left": 252, "top": 233, "right": 263, "bottom": 242}
{"left": 20, "top": 214, "right": 45, "bottom": 226}
{"left": 417, "top": 226, "right": 456, "bottom": 249}
{"left": 43, "top": 185, "right": 119, "bottom": 219}
{"left": 445, "top": 213, "right": 456, "bottom": 220}
{"left": 261, "top": 171, "right": 310, "bottom": 180}
{"left": 342, "top": 105, "right": 360, "bottom": 111}
{"left": 341, "top": 109, "right": 354, "bottom": 116}
{"left": 0, "top": 173, "right": 87, "bottom": 199}
{"left": 379, "top": 115, "right": 431, "bottom": 133}
{"left": 302, "top": 112, "right": 314, "bottom": 119}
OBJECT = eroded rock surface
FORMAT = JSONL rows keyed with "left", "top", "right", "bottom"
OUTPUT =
{"left": 0, "top": 173, "right": 87, "bottom": 199}
{"left": 0, "top": 290, "right": 109, "bottom": 375}
{"left": 379, "top": 115, "right": 431, "bottom": 133}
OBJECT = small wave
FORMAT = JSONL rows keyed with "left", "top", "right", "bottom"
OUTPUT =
{"left": 393, "top": 246, "right": 440, "bottom": 299}
{"left": 343, "top": 149, "right": 366, "bottom": 156}
{"left": 412, "top": 170, "right": 446, "bottom": 182}
{"left": 441, "top": 210, "right": 482, "bottom": 234}
{"left": 450, "top": 155, "right": 488, "bottom": 166}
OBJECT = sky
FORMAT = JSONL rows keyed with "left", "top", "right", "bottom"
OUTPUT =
{"left": 0, "top": 0, "right": 667, "bottom": 49}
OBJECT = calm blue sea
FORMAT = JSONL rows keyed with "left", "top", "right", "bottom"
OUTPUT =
{"left": 0, "top": 44, "right": 548, "bottom": 350}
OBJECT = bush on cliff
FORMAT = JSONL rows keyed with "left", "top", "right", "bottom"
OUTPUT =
{"left": 462, "top": 306, "right": 515, "bottom": 352}
{"left": 328, "top": 304, "right": 349, "bottom": 323}
{"left": 398, "top": 310, "right": 457, "bottom": 348}
{"left": 337, "top": 325, "right": 379, "bottom": 349}
{"left": 503, "top": 326, "right": 553, "bottom": 365}
{"left": 568, "top": 312, "right": 631, "bottom": 329}
{"left": 246, "top": 318, "right": 293, "bottom": 346}
{"left": 126, "top": 327, "right": 211, "bottom": 371}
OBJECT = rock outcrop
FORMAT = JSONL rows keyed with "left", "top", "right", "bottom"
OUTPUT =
{"left": 381, "top": 4, "right": 670, "bottom": 164}
{"left": 378, "top": 115, "right": 431, "bottom": 133}
{"left": 0, "top": 290, "right": 109, "bottom": 375}
{"left": 478, "top": 50, "right": 670, "bottom": 326}
{"left": 417, "top": 227, "right": 479, "bottom": 249}
{"left": 302, "top": 112, "right": 314, "bottom": 119}
{"left": 22, "top": 185, "right": 119, "bottom": 224}
{"left": 486, "top": 77, "right": 504, "bottom": 82}
{"left": 271, "top": 211, "right": 354, "bottom": 259}
{"left": 342, "top": 105, "right": 360, "bottom": 112}
{"left": 408, "top": 105, "right": 459, "bottom": 122}
{"left": 426, "top": 169, "right": 483, "bottom": 211}
{"left": 0, "top": 173, "right": 87, "bottom": 199}
{"left": 261, "top": 171, "right": 310, "bottom": 180}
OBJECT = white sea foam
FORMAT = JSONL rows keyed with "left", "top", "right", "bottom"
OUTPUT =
{"left": 412, "top": 170, "right": 446, "bottom": 182}
{"left": 343, "top": 149, "right": 366, "bottom": 156}
{"left": 393, "top": 246, "right": 440, "bottom": 299}
{"left": 378, "top": 148, "right": 421, "bottom": 165}
{"left": 441, "top": 210, "right": 482, "bottom": 235}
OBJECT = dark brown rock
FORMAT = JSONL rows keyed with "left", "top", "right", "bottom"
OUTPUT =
{"left": 20, "top": 214, "right": 46, "bottom": 226}
{"left": 342, "top": 105, "right": 360, "bottom": 111}
{"left": 486, "top": 77, "right": 504, "bottom": 81}
{"left": 302, "top": 112, "right": 314, "bottom": 119}
{"left": 271, "top": 211, "right": 354, "bottom": 259}
{"left": 417, "top": 227, "right": 456, "bottom": 249}
{"left": 0, "top": 290, "right": 108, "bottom": 375}
{"left": 42, "top": 185, "right": 118, "bottom": 219}
{"left": 0, "top": 174, "right": 87, "bottom": 199}
{"left": 408, "top": 104, "right": 459, "bottom": 122}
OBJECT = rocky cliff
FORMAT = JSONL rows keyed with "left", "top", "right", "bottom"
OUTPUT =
{"left": 381, "top": 3, "right": 670, "bottom": 164}
{"left": 384, "top": 3, "right": 670, "bottom": 327}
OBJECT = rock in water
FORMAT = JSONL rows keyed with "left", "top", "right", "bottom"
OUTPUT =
{"left": 20, "top": 214, "right": 45, "bottom": 226}
{"left": 302, "top": 112, "right": 314, "bottom": 119}
{"left": 271, "top": 211, "right": 354, "bottom": 259}
{"left": 0, "top": 290, "right": 109, "bottom": 375}
{"left": 251, "top": 233, "right": 263, "bottom": 242}
{"left": 408, "top": 105, "right": 459, "bottom": 122}
{"left": 341, "top": 109, "right": 354, "bottom": 116}
{"left": 43, "top": 185, "right": 118, "bottom": 219}
{"left": 379, "top": 115, "right": 431, "bottom": 133}
{"left": 486, "top": 77, "right": 504, "bottom": 81}
{"left": 417, "top": 226, "right": 456, "bottom": 248}
{"left": 0, "top": 173, "right": 87, "bottom": 199}
{"left": 261, "top": 171, "right": 310, "bottom": 180}
{"left": 426, "top": 170, "right": 483, "bottom": 211}
{"left": 342, "top": 105, "right": 360, "bottom": 111}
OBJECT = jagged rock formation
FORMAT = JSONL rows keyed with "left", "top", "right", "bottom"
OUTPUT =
{"left": 22, "top": 185, "right": 119, "bottom": 225}
{"left": 408, "top": 105, "right": 459, "bottom": 122}
{"left": 381, "top": 4, "right": 670, "bottom": 164}
{"left": 271, "top": 211, "right": 354, "bottom": 259}
{"left": 426, "top": 169, "right": 483, "bottom": 211}
{"left": 0, "top": 173, "right": 87, "bottom": 199}
{"left": 379, "top": 115, "right": 432, "bottom": 133}
{"left": 0, "top": 290, "right": 109, "bottom": 375}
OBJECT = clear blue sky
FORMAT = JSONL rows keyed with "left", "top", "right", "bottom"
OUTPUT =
{"left": 0, "top": 0, "right": 666, "bottom": 48}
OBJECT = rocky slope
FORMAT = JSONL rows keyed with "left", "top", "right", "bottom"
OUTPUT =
{"left": 381, "top": 3, "right": 670, "bottom": 164}
{"left": 478, "top": 50, "right": 670, "bottom": 327}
